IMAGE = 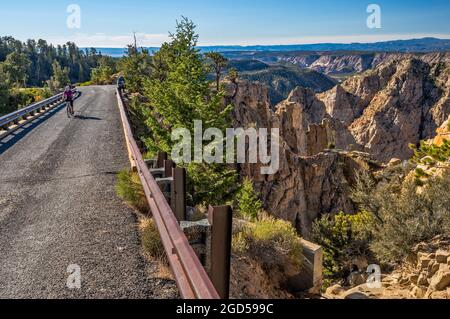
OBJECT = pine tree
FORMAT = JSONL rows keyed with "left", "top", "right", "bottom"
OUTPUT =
{"left": 205, "top": 52, "right": 228, "bottom": 91}
{"left": 47, "top": 61, "right": 70, "bottom": 93}
{"left": 1, "top": 51, "right": 31, "bottom": 87}
{"left": 144, "top": 17, "right": 236, "bottom": 205}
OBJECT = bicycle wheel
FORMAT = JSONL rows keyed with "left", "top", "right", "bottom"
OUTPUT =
{"left": 66, "top": 102, "right": 71, "bottom": 118}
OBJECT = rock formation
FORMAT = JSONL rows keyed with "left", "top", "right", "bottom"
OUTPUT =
{"left": 225, "top": 53, "right": 449, "bottom": 237}
{"left": 324, "top": 236, "right": 450, "bottom": 299}
{"left": 226, "top": 80, "right": 379, "bottom": 237}
{"left": 281, "top": 53, "right": 450, "bottom": 162}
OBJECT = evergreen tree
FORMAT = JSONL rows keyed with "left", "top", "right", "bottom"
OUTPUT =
{"left": 1, "top": 51, "right": 31, "bottom": 87}
{"left": 118, "top": 46, "right": 152, "bottom": 92}
{"left": 47, "top": 61, "right": 70, "bottom": 93}
{"left": 205, "top": 52, "right": 228, "bottom": 91}
{"left": 0, "top": 69, "right": 11, "bottom": 114}
{"left": 91, "top": 56, "right": 116, "bottom": 85}
{"left": 144, "top": 17, "right": 236, "bottom": 205}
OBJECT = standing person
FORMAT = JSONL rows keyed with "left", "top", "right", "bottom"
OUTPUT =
{"left": 117, "top": 76, "right": 126, "bottom": 95}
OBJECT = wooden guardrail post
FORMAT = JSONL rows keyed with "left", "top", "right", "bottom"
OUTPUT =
{"left": 172, "top": 167, "right": 187, "bottom": 222}
{"left": 157, "top": 152, "right": 168, "bottom": 168}
{"left": 208, "top": 205, "right": 233, "bottom": 299}
{"left": 164, "top": 159, "right": 175, "bottom": 178}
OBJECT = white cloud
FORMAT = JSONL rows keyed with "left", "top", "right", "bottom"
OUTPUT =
{"left": 47, "top": 32, "right": 170, "bottom": 48}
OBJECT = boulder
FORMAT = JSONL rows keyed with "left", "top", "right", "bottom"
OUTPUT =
{"left": 417, "top": 271, "right": 430, "bottom": 286}
{"left": 427, "top": 265, "right": 450, "bottom": 295}
{"left": 388, "top": 158, "right": 402, "bottom": 166}
{"left": 417, "top": 256, "right": 432, "bottom": 270}
{"left": 436, "top": 250, "right": 450, "bottom": 264}
{"left": 325, "top": 284, "right": 345, "bottom": 297}
{"left": 343, "top": 291, "right": 371, "bottom": 300}
{"left": 410, "top": 285, "right": 426, "bottom": 299}
{"left": 428, "top": 261, "right": 440, "bottom": 277}
{"left": 408, "top": 274, "right": 419, "bottom": 285}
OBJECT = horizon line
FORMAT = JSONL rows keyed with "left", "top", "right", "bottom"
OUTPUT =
{"left": 41, "top": 33, "right": 450, "bottom": 49}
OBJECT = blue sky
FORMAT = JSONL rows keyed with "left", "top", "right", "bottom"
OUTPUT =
{"left": 1, "top": 0, "right": 450, "bottom": 47}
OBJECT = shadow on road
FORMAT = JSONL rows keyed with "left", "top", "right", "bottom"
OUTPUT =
{"left": 0, "top": 103, "right": 66, "bottom": 156}
{"left": 0, "top": 92, "right": 84, "bottom": 156}
{"left": 74, "top": 115, "right": 102, "bottom": 121}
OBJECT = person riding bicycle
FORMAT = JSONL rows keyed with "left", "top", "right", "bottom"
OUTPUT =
{"left": 64, "top": 86, "right": 74, "bottom": 107}
{"left": 64, "top": 86, "right": 75, "bottom": 116}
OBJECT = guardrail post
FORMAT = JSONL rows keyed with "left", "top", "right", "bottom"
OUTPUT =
{"left": 164, "top": 159, "right": 175, "bottom": 178}
{"left": 157, "top": 152, "right": 168, "bottom": 168}
{"left": 208, "top": 205, "right": 232, "bottom": 299}
{"left": 172, "top": 167, "right": 187, "bottom": 222}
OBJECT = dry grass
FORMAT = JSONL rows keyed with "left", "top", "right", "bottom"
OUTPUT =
{"left": 231, "top": 214, "right": 303, "bottom": 297}
{"left": 138, "top": 217, "right": 173, "bottom": 280}
{"left": 116, "top": 169, "right": 148, "bottom": 213}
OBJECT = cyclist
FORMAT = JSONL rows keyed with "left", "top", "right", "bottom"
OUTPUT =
{"left": 64, "top": 86, "right": 74, "bottom": 116}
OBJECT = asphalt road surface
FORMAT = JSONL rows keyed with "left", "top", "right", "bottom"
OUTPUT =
{"left": 0, "top": 86, "right": 171, "bottom": 299}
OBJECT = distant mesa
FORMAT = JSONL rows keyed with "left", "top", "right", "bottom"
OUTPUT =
{"left": 92, "top": 37, "right": 450, "bottom": 57}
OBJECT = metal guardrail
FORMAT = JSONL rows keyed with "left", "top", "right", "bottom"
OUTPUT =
{"left": 0, "top": 89, "right": 78, "bottom": 133}
{"left": 115, "top": 89, "right": 220, "bottom": 299}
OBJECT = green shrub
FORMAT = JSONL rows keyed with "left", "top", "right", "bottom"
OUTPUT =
{"left": 352, "top": 171, "right": 450, "bottom": 264}
{"left": 233, "top": 214, "right": 303, "bottom": 269}
{"left": 115, "top": 169, "right": 148, "bottom": 213}
{"left": 312, "top": 211, "right": 373, "bottom": 281}
{"left": 185, "top": 162, "right": 238, "bottom": 207}
{"left": 78, "top": 81, "right": 92, "bottom": 87}
{"left": 410, "top": 140, "right": 450, "bottom": 166}
{"left": 91, "top": 56, "right": 116, "bottom": 85}
{"left": 235, "top": 178, "right": 263, "bottom": 220}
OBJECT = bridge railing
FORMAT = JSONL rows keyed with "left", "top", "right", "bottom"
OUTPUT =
{"left": 116, "top": 89, "right": 220, "bottom": 299}
{"left": 0, "top": 89, "right": 78, "bottom": 136}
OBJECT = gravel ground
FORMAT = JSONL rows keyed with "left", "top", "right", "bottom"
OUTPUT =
{"left": 0, "top": 86, "right": 177, "bottom": 299}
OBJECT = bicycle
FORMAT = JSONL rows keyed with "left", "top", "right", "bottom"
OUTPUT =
{"left": 66, "top": 100, "right": 74, "bottom": 118}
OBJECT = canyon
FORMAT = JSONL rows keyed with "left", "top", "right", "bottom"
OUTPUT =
{"left": 226, "top": 52, "right": 450, "bottom": 237}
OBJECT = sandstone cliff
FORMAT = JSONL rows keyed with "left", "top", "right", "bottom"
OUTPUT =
{"left": 278, "top": 52, "right": 405, "bottom": 76}
{"left": 225, "top": 54, "right": 449, "bottom": 236}
{"left": 286, "top": 53, "right": 450, "bottom": 162}
{"left": 226, "top": 80, "right": 379, "bottom": 237}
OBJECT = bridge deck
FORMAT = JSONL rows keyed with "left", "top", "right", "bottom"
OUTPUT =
{"left": 0, "top": 86, "right": 172, "bottom": 298}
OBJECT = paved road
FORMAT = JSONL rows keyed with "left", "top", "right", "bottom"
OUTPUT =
{"left": 0, "top": 86, "right": 171, "bottom": 299}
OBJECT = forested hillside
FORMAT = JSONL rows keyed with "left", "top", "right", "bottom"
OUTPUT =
{"left": 228, "top": 60, "right": 336, "bottom": 104}
{"left": 0, "top": 36, "right": 103, "bottom": 116}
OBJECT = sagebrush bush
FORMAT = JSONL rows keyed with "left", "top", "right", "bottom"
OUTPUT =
{"left": 233, "top": 214, "right": 303, "bottom": 269}
{"left": 312, "top": 211, "right": 373, "bottom": 281}
{"left": 352, "top": 171, "right": 450, "bottom": 264}
{"left": 115, "top": 169, "right": 148, "bottom": 213}
{"left": 235, "top": 178, "right": 263, "bottom": 220}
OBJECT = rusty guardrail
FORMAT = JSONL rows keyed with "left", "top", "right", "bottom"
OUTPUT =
{"left": 0, "top": 89, "right": 78, "bottom": 138}
{"left": 115, "top": 89, "right": 220, "bottom": 299}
